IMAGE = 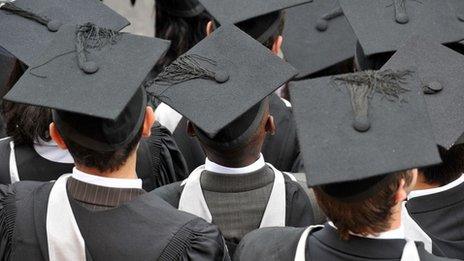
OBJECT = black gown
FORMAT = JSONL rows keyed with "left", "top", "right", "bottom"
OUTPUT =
{"left": 406, "top": 181, "right": 464, "bottom": 259}
{"left": 0, "top": 122, "right": 189, "bottom": 191}
{"left": 234, "top": 223, "right": 458, "bottom": 261}
{"left": 0, "top": 181, "right": 230, "bottom": 260}
{"left": 169, "top": 94, "right": 303, "bottom": 173}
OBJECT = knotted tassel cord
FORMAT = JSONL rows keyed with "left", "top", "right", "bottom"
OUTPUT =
{"left": 386, "top": 0, "right": 422, "bottom": 24}
{"left": 316, "top": 6, "right": 343, "bottom": 31}
{"left": 331, "top": 69, "right": 412, "bottom": 131}
{"left": 0, "top": 2, "right": 61, "bottom": 31}
{"left": 29, "top": 23, "right": 120, "bottom": 77}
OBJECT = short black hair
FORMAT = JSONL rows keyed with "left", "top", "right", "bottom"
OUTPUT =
{"left": 60, "top": 125, "right": 143, "bottom": 173}
{"left": 420, "top": 144, "right": 464, "bottom": 186}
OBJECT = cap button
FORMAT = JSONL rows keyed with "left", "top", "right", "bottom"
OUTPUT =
{"left": 423, "top": 81, "right": 443, "bottom": 94}
{"left": 47, "top": 20, "right": 62, "bottom": 32}
{"left": 315, "top": 19, "right": 328, "bottom": 31}
{"left": 81, "top": 61, "right": 99, "bottom": 74}
{"left": 353, "top": 115, "right": 370, "bottom": 132}
{"left": 214, "top": 70, "right": 229, "bottom": 83}
{"left": 395, "top": 13, "right": 409, "bottom": 24}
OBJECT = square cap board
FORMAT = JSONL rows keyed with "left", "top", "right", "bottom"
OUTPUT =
{"left": 0, "top": 0, "right": 129, "bottom": 65}
{"left": 339, "top": 0, "right": 464, "bottom": 56}
{"left": 283, "top": 0, "right": 357, "bottom": 78}
{"left": 290, "top": 67, "right": 441, "bottom": 186}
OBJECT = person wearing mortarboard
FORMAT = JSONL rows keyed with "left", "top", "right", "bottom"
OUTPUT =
{"left": 0, "top": 0, "right": 190, "bottom": 191}
{"left": 0, "top": 21, "right": 229, "bottom": 260}
{"left": 153, "top": 0, "right": 311, "bottom": 176}
{"left": 150, "top": 25, "right": 315, "bottom": 257}
{"left": 233, "top": 41, "right": 460, "bottom": 260}
{"left": 383, "top": 37, "right": 464, "bottom": 259}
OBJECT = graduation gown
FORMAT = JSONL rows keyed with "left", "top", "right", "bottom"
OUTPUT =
{"left": 234, "top": 224, "right": 458, "bottom": 261}
{"left": 154, "top": 164, "right": 315, "bottom": 256}
{"left": 0, "top": 180, "right": 229, "bottom": 260}
{"left": 405, "top": 178, "right": 464, "bottom": 259}
{"left": 0, "top": 122, "right": 189, "bottom": 191}
{"left": 159, "top": 94, "right": 303, "bottom": 173}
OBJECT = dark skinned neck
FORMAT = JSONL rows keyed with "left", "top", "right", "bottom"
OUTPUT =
{"left": 206, "top": 153, "right": 261, "bottom": 168}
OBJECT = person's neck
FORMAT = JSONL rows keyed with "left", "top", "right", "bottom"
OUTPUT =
{"left": 385, "top": 202, "right": 403, "bottom": 231}
{"left": 414, "top": 174, "right": 440, "bottom": 190}
{"left": 206, "top": 153, "right": 261, "bottom": 168}
{"left": 75, "top": 153, "right": 138, "bottom": 179}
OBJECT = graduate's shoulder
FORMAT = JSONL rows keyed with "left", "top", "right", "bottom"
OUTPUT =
{"left": 416, "top": 242, "right": 461, "bottom": 261}
{"left": 234, "top": 226, "right": 305, "bottom": 261}
{"left": 152, "top": 181, "right": 183, "bottom": 208}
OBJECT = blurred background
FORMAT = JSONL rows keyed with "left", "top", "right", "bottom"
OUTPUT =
{"left": 103, "top": 0, "right": 154, "bottom": 36}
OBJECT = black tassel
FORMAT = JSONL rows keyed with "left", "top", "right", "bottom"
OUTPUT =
{"left": 0, "top": 2, "right": 62, "bottom": 31}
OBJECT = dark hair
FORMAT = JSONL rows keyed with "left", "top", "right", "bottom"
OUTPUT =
{"left": 1, "top": 60, "right": 51, "bottom": 146}
{"left": 153, "top": 5, "right": 212, "bottom": 73}
{"left": 61, "top": 126, "right": 143, "bottom": 173}
{"left": 235, "top": 11, "right": 286, "bottom": 50}
{"left": 420, "top": 144, "right": 464, "bottom": 186}
{"left": 314, "top": 171, "right": 413, "bottom": 240}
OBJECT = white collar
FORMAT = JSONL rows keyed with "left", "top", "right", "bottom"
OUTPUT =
{"left": 72, "top": 167, "right": 142, "bottom": 189}
{"left": 408, "top": 174, "right": 464, "bottom": 200}
{"left": 33, "top": 138, "right": 74, "bottom": 164}
{"left": 204, "top": 154, "right": 266, "bottom": 174}
{"left": 328, "top": 221, "right": 405, "bottom": 240}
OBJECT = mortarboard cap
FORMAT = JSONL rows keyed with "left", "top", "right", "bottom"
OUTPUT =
{"left": 290, "top": 65, "right": 441, "bottom": 189}
{"left": 385, "top": 36, "right": 464, "bottom": 149}
{"left": 155, "top": 0, "right": 205, "bottom": 18}
{"left": 283, "top": 0, "right": 357, "bottom": 78}
{"left": 147, "top": 25, "right": 297, "bottom": 148}
{"left": 0, "top": 0, "right": 129, "bottom": 66}
{"left": 4, "top": 23, "right": 170, "bottom": 151}
{"left": 339, "top": 0, "right": 464, "bottom": 60}
{"left": 197, "top": 0, "right": 312, "bottom": 43}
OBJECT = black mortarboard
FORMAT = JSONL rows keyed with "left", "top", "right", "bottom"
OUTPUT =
{"left": 290, "top": 65, "right": 441, "bottom": 189}
{"left": 339, "top": 0, "right": 464, "bottom": 59}
{"left": 0, "top": 0, "right": 129, "bottom": 66}
{"left": 147, "top": 25, "right": 297, "bottom": 148}
{"left": 283, "top": 0, "right": 357, "bottom": 79}
{"left": 155, "top": 0, "right": 205, "bottom": 18}
{"left": 197, "top": 0, "right": 311, "bottom": 43}
{"left": 385, "top": 36, "right": 464, "bottom": 149}
{"left": 4, "top": 23, "right": 170, "bottom": 151}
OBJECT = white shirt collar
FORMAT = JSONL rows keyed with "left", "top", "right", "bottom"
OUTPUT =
{"left": 408, "top": 174, "right": 464, "bottom": 200}
{"left": 204, "top": 154, "right": 266, "bottom": 174}
{"left": 72, "top": 167, "right": 142, "bottom": 189}
{"left": 328, "top": 221, "right": 405, "bottom": 240}
{"left": 33, "top": 138, "right": 74, "bottom": 164}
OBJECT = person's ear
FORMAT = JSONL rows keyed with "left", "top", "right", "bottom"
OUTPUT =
{"left": 49, "top": 123, "right": 68, "bottom": 150}
{"left": 206, "top": 21, "right": 214, "bottom": 36}
{"left": 186, "top": 120, "right": 197, "bottom": 137}
{"left": 395, "top": 178, "right": 407, "bottom": 204}
{"left": 271, "top": 35, "right": 283, "bottom": 55}
{"left": 142, "top": 106, "right": 156, "bottom": 138}
{"left": 265, "top": 115, "right": 276, "bottom": 136}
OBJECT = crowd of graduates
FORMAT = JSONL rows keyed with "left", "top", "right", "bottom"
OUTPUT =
{"left": 0, "top": 0, "right": 464, "bottom": 260}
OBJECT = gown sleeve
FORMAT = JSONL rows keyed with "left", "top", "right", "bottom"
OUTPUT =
{"left": 285, "top": 177, "right": 316, "bottom": 227}
{"left": 147, "top": 122, "right": 189, "bottom": 188}
{"left": 159, "top": 218, "right": 230, "bottom": 261}
{"left": 153, "top": 181, "right": 183, "bottom": 208}
{"left": 0, "top": 184, "right": 16, "bottom": 260}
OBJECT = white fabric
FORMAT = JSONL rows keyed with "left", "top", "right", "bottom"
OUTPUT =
{"left": 72, "top": 168, "right": 142, "bottom": 189}
{"left": 179, "top": 163, "right": 287, "bottom": 227}
{"left": 294, "top": 225, "right": 323, "bottom": 261}
{"left": 401, "top": 202, "right": 433, "bottom": 253}
{"left": 204, "top": 154, "right": 265, "bottom": 175}
{"left": 46, "top": 174, "right": 86, "bottom": 261}
{"left": 155, "top": 102, "right": 183, "bottom": 133}
{"left": 280, "top": 97, "right": 292, "bottom": 108}
{"left": 401, "top": 241, "right": 421, "bottom": 261}
{"left": 8, "top": 141, "right": 19, "bottom": 183}
{"left": 408, "top": 174, "right": 464, "bottom": 200}
{"left": 33, "top": 138, "right": 74, "bottom": 164}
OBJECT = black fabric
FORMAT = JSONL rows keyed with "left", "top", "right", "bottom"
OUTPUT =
{"left": 0, "top": 180, "right": 229, "bottom": 260}
{"left": 406, "top": 182, "right": 464, "bottom": 259}
{"left": 0, "top": 138, "right": 13, "bottom": 184}
{"left": 235, "top": 224, "right": 458, "bottom": 261}
{"left": 172, "top": 94, "right": 302, "bottom": 173}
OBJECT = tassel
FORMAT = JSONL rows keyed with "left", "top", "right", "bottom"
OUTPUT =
{"left": 0, "top": 2, "right": 62, "bottom": 31}
{"left": 315, "top": 6, "right": 343, "bottom": 32}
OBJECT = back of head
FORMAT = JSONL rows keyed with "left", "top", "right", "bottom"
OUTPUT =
{"left": 419, "top": 144, "right": 464, "bottom": 186}
{"left": 154, "top": 0, "right": 212, "bottom": 71}
{"left": 314, "top": 171, "right": 413, "bottom": 240}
